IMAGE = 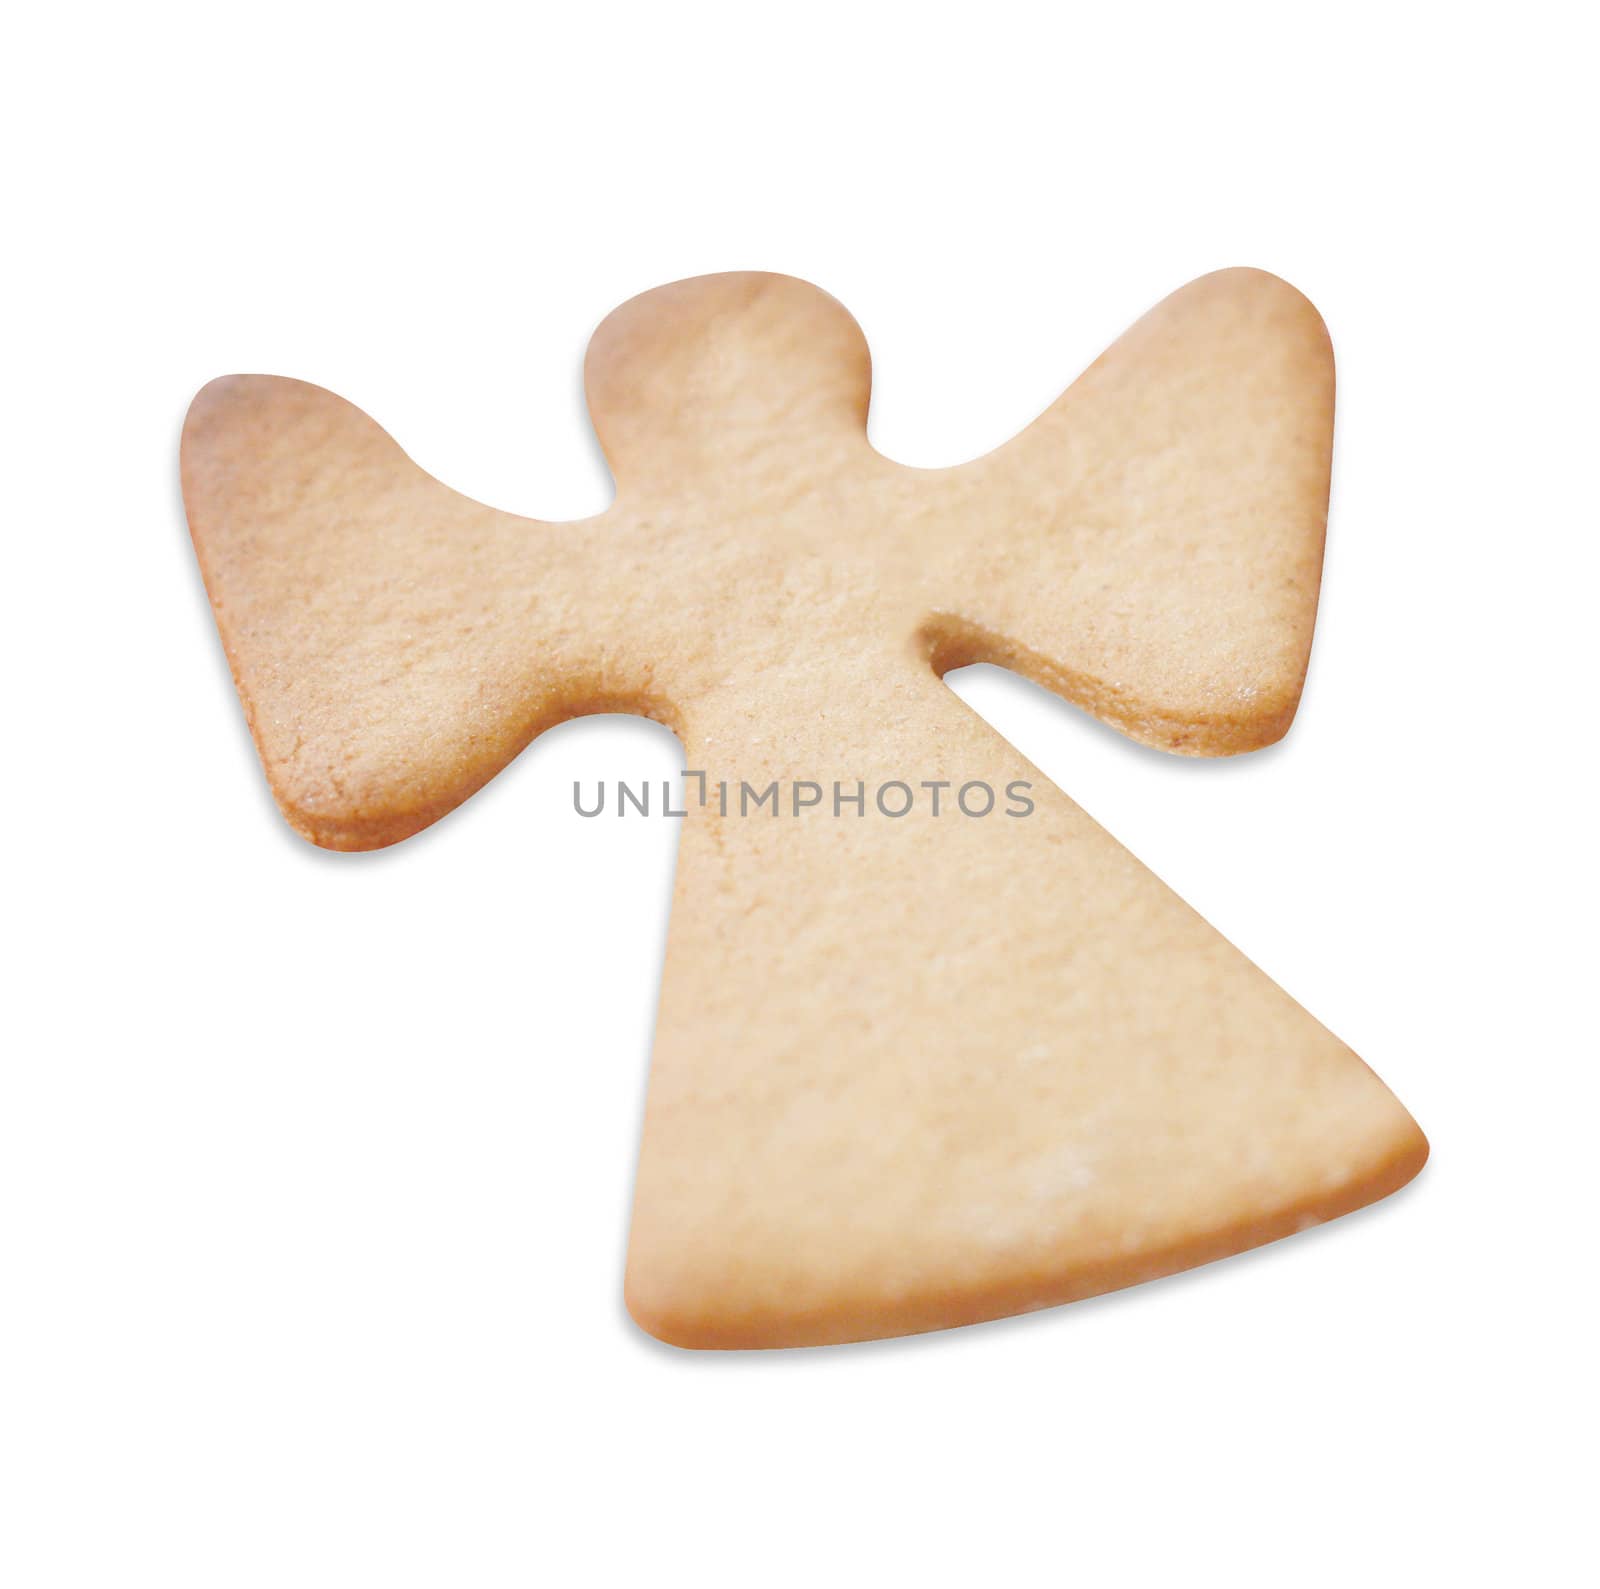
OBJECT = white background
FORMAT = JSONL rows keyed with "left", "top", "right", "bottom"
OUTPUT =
{"left": 4, "top": 5, "right": 1596, "bottom": 1584}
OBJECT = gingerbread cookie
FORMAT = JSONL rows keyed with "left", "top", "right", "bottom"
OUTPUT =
{"left": 181, "top": 268, "right": 1426, "bottom": 1347}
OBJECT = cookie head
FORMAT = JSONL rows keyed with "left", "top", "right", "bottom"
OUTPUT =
{"left": 583, "top": 272, "right": 873, "bottom": 496}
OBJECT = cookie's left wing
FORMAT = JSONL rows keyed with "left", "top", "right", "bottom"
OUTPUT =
{"left": 182, "top": 376, "right": 653, "bottom": 849}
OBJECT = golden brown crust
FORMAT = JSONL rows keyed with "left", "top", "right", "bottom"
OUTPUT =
{"left": 181, "top": 269, "right": 1423, "bottom": 1347}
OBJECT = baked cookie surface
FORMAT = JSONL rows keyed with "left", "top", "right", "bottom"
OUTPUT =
{"left": 182, "top": 269, "right": 1426, "bottom": 1347}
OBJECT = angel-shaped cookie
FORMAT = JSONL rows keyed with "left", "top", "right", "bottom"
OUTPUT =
{"left": 182, "top": 269, "right": 1426, "bottom": 1347}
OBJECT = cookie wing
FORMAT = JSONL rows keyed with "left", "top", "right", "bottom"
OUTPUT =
{"left": 921, "top": 268, "right": 1335, "bottom": 754}
{"left": 181, "top": 376, "right": 645, "bottom": 849}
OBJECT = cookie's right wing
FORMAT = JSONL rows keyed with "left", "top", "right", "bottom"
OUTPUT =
{"left": 182, "top": 376, "right": 650, "bottom": 849}
{"left": 921, "top": 268, "right": 1335, "bottom": 755}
